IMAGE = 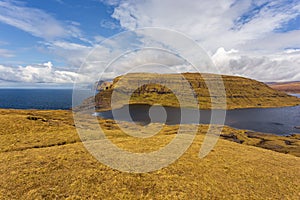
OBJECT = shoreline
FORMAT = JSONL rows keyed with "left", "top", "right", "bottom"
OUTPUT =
{"left": 95, "top": 102, "right": 300, "bottom": 112}
{"left": 1, "top": 101, "right": 300, "bottom": 112}
{"left": 1, "top": 108, "right": 299, "bottom": 157}
{"left": 3, "top": 106, "right": 300, "bottom": 135}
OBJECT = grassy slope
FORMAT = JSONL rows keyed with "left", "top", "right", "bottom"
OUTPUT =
{"left": 0, "top": 109, "right": 299, "bottom": 199}
{"left": 94, "top": 73, "right": 300, "bottom": 111}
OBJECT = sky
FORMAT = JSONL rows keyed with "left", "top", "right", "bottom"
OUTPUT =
{"left": 0, "top": 0, "right": 300, "bottom": 87}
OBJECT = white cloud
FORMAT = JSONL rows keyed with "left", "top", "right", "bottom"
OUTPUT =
{"left": 1, "top": 0, "right": 299, "bottom": 85}
{"left": 105, "top": 0, "right": 300, "bottom": 52}
{"left": 96, "top": 0, "right": 300, "bottom": 82}
{"left": 212, "top": 47, "right": 300, "bottom": 82}
{"left": 57, "top": 26, "right": 300, "bottom": 83}
{"left": 285, "top": 48, "right": 300, "bottom": 54}
{"left": 243, "top": 30, "right": 300, "bottom": 53}
{"left": 41, "top": 41, "right": 92, "bottom": 67}
{"left": 100, "top": 19, "right": 120, "bottom": 29}
{"left": 0, "top": 62, "right": 89, "bottom": 84}
{"left": 0, "top": 48, "right": 14, "bottom": 58}
{"left": 0, "top": 0, "right": 82, "bottom": 40}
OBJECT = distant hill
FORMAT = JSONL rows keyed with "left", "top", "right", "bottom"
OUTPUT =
{"left": 268, "top": 81, "right": 300, "bottom": 94}
{"left": 91, "top": 73, "right": 300, "bottom": 111}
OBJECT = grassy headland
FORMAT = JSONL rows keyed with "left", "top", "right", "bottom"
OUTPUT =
{"left": 93, "top": 73, "right": 300, "bottom": 111}
{"left": 0, "top": 109, "right": 299, "bottom": 199}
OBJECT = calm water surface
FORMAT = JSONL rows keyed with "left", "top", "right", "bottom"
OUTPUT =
{"left": 1, "top": 89, "right": 299, "bottom": 135}
{"left": 97, "top": 94, "right": 300, "bottom": 135}
{"left": 291, "top": 93, "right": 300, "bottom": 98}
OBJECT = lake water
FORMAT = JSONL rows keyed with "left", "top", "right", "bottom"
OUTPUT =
{"left": 291, "top": 93, "right": 300, "bottom": 98}
{"left": 0, "top": 89, "right": 93, "bottom": 110}
{"left": 1, "top": 89, "right": 299, "bottom": 135}
{"left": 96, "top": 95, "right": 300, "bottom": 135}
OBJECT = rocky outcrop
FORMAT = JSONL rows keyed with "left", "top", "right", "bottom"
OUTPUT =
{"left": 94, "top": 81, "right": 113, "bottom": 91}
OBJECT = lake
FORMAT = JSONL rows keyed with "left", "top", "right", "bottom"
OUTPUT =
{"left": 96, "top": 98, "right": 300, "bottom": 136}
{"left": 1, "top": 89, "right": 299, "bottom": 135}
{"left": 291, "top": 93, "right": 300, "bottom": 98}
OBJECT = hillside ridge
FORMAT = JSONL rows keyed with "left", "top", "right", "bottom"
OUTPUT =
{"left": 92, "top": 73, "right": 300, "bottom": 111}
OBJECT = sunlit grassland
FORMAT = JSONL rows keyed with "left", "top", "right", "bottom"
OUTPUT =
{"left": 0, "top": 109, "right": 299, "bottom": 199}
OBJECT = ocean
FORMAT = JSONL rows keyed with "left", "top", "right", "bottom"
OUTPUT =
{"left": 0, "top": 89, "right": 94, "bottom": 110}
{"left": 0, "top": 89, "right": 299, "bottom": 111}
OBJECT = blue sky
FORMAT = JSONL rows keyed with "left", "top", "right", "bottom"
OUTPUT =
{"left": 0, "top": 0, "right": 300, "bottom": 87}
{"left": 0, "top": 0, "right": 121, "bottom": 66}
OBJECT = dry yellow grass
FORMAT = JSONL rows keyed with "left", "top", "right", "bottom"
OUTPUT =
{"left": 0, "top": 109, "right": 79, "bottom": 153}
{"left": 0, "top": 109, "right": 299, "bottom": 199}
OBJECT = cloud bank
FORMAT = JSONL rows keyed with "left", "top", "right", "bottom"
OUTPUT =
{"left": 0, "top": 62, "right": 89, "bottom": 84}
{"left": 106, "top": 0, "right": 300, "bottom": 52}
{"left": 212, "top": 47, "right": 300, "bottom": 82}
{"left": 1, "top": 0, "right": 300, "bottom": 85}
{"left": 97, "top": 0, "right": 300, "bottom": 82}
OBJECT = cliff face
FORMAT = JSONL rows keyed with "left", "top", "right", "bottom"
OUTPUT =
{"left": 94, "top": 73, "right": 300, "bottom": 111}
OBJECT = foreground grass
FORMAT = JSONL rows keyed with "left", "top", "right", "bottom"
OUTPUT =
{"left": 0, "top": 109, "right": 299, "bottom": 199}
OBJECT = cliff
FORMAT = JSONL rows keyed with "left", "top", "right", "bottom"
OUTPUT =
{"left": 93, "top": 73, "right": 300, "bottom": 111}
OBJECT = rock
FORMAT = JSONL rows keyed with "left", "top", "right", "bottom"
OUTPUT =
{"left": 27, "top": 116, "right": 47, "bottom": 122}
{"left": 220, "top": 133, "right": 244, "bottom": 144}
{"left": 284, "top": 140, "right": 292, "bottom": 145}
{"left": 258, "top": 138, "right": 268, "bottom": 145}
{"left": 245, "top": 132, "right": 261, "bottom": 139}
{"left": 27, "top": 116, "right": 38, "bottom": 121}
